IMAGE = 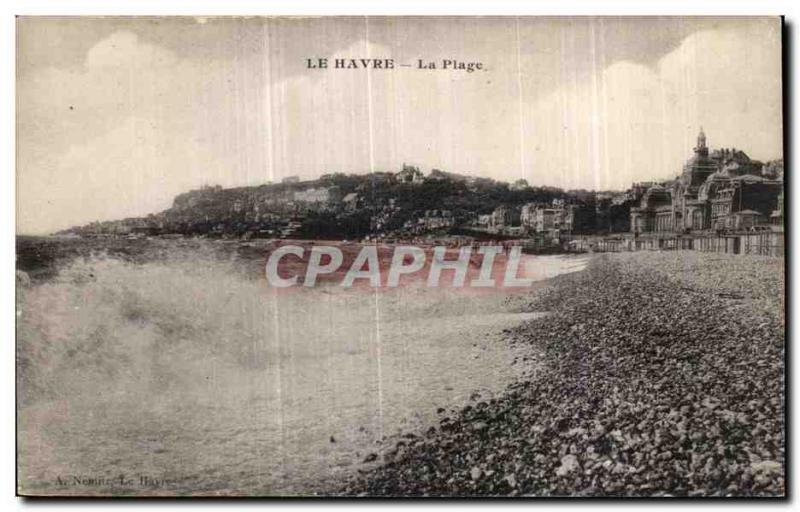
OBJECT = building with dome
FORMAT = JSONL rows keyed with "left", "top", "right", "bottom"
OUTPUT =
{"left": 630, "top": 130, "right": 783, "bottom": 234}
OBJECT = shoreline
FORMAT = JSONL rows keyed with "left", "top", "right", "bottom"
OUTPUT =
{"left": 15, "top": 236, "right": 784, "bottom": 496}
{"left": 16, "top": 238, "right": 584, "bottom": 496}
{"left": 340, "top": 251, "right": 785, "bottom": 497}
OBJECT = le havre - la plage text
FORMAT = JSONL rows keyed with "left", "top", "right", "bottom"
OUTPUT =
{"left": 306, "top": 57, "right": 485, "bottom": 72}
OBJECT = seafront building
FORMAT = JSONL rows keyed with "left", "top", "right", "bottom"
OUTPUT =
{"left": 629, "top": 130, "right": 783, "bottom": 234}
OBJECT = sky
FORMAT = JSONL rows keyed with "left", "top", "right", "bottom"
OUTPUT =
{"left": 17, "top": 16, "right": 783, "bottom": 234}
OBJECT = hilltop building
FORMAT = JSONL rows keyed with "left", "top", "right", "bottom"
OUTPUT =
{"left": 342, "top": 192, "right": 359, "bottom": 213}
{"left": 293, "top": 186, "right": 342, "bottom": 206}
{"left": 510, "top": 179, "right": 530, "bottom": 191}
{"left": 395, "top": 164, "right": 424, "bottom": 184}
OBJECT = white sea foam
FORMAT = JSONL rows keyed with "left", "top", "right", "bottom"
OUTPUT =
{"left": 17, "top": 248, "right": 587, "bottom": 495}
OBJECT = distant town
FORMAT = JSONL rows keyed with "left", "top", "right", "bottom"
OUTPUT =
{"left": 61, "top": 130, "right": 784, "bottom": 256}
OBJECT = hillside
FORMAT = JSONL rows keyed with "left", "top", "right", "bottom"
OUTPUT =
{"left": 59, "top": 167, "right": 604, "bottom": 239}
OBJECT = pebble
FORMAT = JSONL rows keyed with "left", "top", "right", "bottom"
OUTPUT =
{"left": 340, "top": 253, "right": 784, "bottom": 497}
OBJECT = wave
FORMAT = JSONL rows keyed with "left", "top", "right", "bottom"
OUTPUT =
{"left": 17, "top": 254, "right": 278, "bottom": 406}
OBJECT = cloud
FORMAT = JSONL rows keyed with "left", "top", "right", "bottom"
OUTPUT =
{"left": 17, "top": 20, "right": 783, "bottom": 233}
{"left": 18, "top": 30, "right": 188, "bottom": 159}
{"left": 18, "top": 30, "right": 272, "bottom": 233}
{"left": 17, "top": 117, "right": 236, "bottom": 234}
{"left": 525, "top": 24, "right": 783, "bottom": 191}
{"left": 85, "top": 30, "right": 178, "bottom": 69}
{"left": 269, "top": 37, "right": 524, "bottom": 179}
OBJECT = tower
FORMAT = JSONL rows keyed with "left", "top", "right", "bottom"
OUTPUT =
{"left": 694, "top": 128, "right": 708, "bottom": 156}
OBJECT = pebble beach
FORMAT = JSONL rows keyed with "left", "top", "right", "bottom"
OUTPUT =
{"left": 342, "top": 251, "right": 785, "bottom": 497}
